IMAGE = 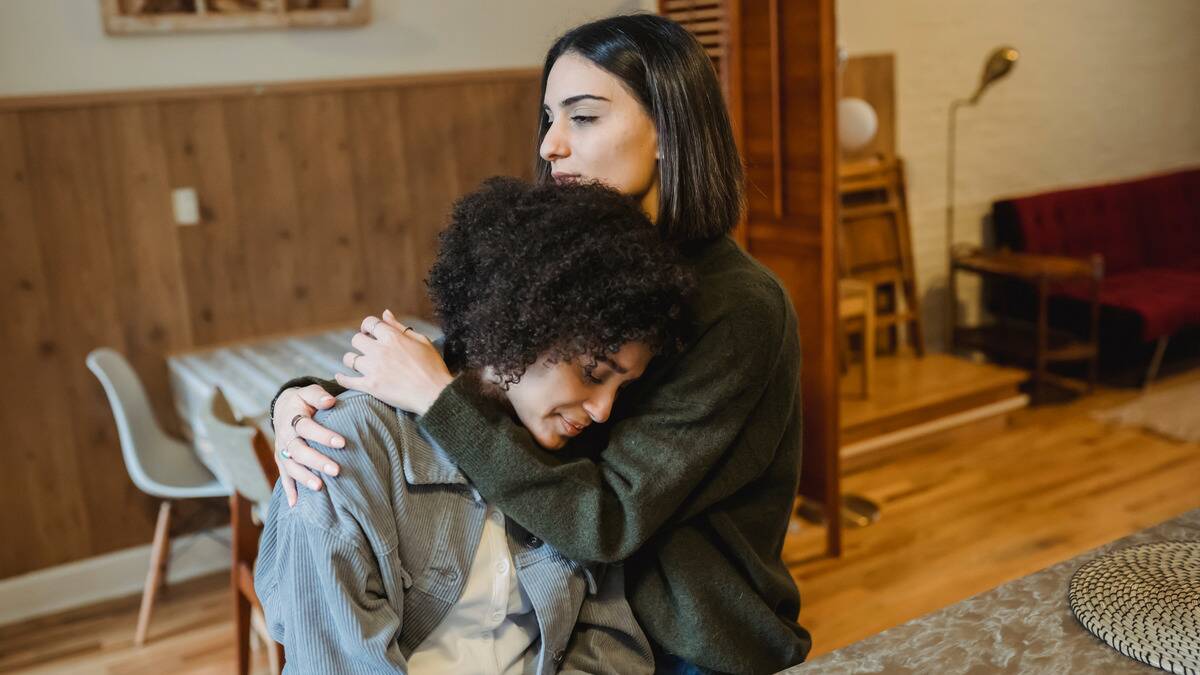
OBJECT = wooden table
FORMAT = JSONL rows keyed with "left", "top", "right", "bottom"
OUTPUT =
{"left": 781, "top": 508, "right": 1200, "bottom": 674}
{"left": 166, "top": 318, "right": 440, "bottom": 443}
{"left": 950, "top": 248, "right": 1102, "bottom": 400}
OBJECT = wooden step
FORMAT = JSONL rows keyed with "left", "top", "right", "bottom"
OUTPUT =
{"left": 840, "top": 353, "right": 1029, "bottom": 457}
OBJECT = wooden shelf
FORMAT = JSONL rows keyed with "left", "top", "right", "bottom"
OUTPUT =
{"left": 955, "top": 323, "right": 1098, "bottom": 364}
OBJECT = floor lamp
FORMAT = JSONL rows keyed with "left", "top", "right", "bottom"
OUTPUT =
{"left": 945, "top": 46, "right": 1019, "bottom": 348}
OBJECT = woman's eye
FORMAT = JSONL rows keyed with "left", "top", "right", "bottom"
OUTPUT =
{"left": 584, "top": 371, "right": 604, "bottom": 385}
{"left": 571, "top": 115, "right": 597, "bottom": 125}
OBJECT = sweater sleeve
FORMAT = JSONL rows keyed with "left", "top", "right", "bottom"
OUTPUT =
{"left": 419, "top": 291, "right": 798, "bottom": 563}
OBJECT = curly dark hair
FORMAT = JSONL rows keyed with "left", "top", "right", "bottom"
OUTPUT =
{"left": 427, "top": 177, "right": 694, "bottom": 387}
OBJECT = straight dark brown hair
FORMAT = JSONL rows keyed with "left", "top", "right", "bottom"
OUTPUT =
{"left": 535, "top": 14, "right": 744, "bottom": 243}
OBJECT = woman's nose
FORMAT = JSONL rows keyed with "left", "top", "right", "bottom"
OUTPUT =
{"left": 540, "top": 119, "right": 569, "bottom": 162}
{"left": 583, "top": 392, "right": 615, "bottom": 424}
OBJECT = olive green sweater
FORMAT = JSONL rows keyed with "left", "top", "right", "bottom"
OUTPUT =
{"left": 276, "top": 235, "right": 811, "bottom": 673}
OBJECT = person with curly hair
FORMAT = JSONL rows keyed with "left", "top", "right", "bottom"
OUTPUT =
{"left": 270, "top": 13, "right": 812, "bottom": 674}
{"left": 255, "top": 177, "right": 692, "bottom": 674}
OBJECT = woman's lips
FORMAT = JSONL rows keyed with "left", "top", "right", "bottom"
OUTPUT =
{"left": 559, "top": 414, "right": 586, "bottom": 436}
{"left": 552, "top": 172, "right": 581, "bottom": 184}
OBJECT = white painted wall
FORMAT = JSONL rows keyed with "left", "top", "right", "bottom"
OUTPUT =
{"left": 0, "top": 0, "right": 654, "bottom": 96}
{"left": 838, "top": 0, "right": 1200, "bottom": 348}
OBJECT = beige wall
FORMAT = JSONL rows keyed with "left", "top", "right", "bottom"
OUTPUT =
{"left": 0, "top": 0, "right": 653, "bottom": 96}
{"left": 838, "top": 0, "right": 1200, "bottom": 346}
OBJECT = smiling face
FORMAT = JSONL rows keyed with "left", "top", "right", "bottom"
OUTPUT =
{"left": 497, "top": 341, "right": 652, "bottom": 451}
{"left": 539, "top": 52, "right": 661, "bottom": 220}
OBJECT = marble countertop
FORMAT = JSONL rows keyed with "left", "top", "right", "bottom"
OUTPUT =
{"left": 781, "top": 509, "right": 1200, "bottom": 674}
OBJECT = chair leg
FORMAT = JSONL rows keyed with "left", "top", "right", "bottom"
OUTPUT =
{"left": 135, "top": 500, "right": 172, "bottom": 647}
{"left": 863, "top": 287, "right": 875, "bottom": 398}
{"left": 252, "top": 606, "right": 285, "bottom": 675}
{"left": 234, "top": 567, "right": 252, "bottom": 675}
{"left": 1144, "top": 336, "right": 1169, "bottom": 391}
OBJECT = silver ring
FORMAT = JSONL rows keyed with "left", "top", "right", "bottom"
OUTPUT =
{"left": 352, "top": 353, "right": 361, "bottom": 371}
{"left": 290, "top": 414, "right": 304, "bottom": 431}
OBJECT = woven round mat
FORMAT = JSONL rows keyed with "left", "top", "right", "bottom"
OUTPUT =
{"left": 1068, "top": 542, "right": 1200, "bottom": 675}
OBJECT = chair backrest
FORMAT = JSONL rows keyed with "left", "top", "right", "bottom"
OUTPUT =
{"left": 86, "top": 347, "right": 212, "bottom": 497}
{"left": 195, "top": 387, "right": 275, "bottom": 511}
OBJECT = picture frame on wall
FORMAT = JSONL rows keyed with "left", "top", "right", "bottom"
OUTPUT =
{"left": 100, "top": 0, "right": 371, "bottom": 35}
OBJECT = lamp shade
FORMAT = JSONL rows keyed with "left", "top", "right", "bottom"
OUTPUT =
{"left": 970, "top": 46, "right": 1020, "bottom": 104}
{"left": 838, "top": 97, "right": 878, "bottom": 152}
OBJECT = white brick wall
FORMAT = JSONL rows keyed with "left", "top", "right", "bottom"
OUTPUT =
{"left": 838, "top": 0, "right": 1200, "bottom": 349}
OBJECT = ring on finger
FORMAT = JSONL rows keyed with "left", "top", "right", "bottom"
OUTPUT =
{"left": 278, "top": 445, "right": 291, "bottom": 460}
{"left": 402, "top": 326, "right": 414, "bottom": 336}
{"left": 290, "top": 413, "right": 304, "bottom": 431}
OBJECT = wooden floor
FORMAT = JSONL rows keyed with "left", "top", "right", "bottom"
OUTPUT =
{"left": 2, "top": 369, "right": 1198, "bottom": 673}
{"left": 792, "top": 364, "right": 1200, "bottom": 658}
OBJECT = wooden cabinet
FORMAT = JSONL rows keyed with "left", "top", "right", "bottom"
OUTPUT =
{"left": 663, "top": 0, "right": 843, "bottom": 556}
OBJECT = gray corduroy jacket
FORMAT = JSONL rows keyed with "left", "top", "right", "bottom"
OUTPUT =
{"left": 255, "top": 391, "right": 653, "bottom": 675}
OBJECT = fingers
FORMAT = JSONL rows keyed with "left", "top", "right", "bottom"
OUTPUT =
{"left": 381, "top": 309, "right": 406, "bottom": 331}
{"left": 335, "top": 371, "right": 365, "bottom": 391}
{"left": 279, "top": 470, "right": 298, "bottom": 507}
{"left": 343, "top": 349, "right": 365, "bottom": 372}
{"left": 350, "top": 331, "right": 380, "bottom": 354}
{"left": 294, "top": 416, "right": 344, "bottom": 453}
{"left": 282, "top": 453, "right": 323, "bottom": 492}
{"left": 383, "top": 310, "right": 429, "bottom": 343}
{"left": 296, "top": 383, "right": 336, "bottom": 409}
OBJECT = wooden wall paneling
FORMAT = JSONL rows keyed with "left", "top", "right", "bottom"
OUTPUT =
{"left": 0, "top": 71, "right": 542, "bottom": 579}
{"left": 19, "top": 108, "right": 152, "bottom": 570}
{"left": 92, "top": 103, "right": 195, "bottom": 438}
{"left": 221, "top": 95, "right": 314, "bottom": 332}
{"left": 160, "top": 99, "right": 261, "bottom": 345}
{"left": 392, "top": 84, "right": 473, "bottom": 318}
{"left": 283, "top": 92, "right": 371, "bottom": 324}
{"left": 0, "top": 113, "right": 92, "bottom": 577}
{"left": 343, "top": 88, "right": 424, "bottom": 317}
{"left": 448, "top": 81, "right": 539, "bottom": 191}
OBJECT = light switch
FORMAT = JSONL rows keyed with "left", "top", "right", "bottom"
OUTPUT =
{"left": 172, "top": 187, "right": 200, "bottom": 225}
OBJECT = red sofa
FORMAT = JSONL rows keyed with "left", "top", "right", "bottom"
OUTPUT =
{"left": 990, "top": 167, "right": 1200, "bottom": 369}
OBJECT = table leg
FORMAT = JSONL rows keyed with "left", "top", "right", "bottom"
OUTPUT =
{"left": 1035, "top": 277, "right": 1049, "bottom": 401}
{"left": 947, "top": 263, "right": 959, "bottom": 352}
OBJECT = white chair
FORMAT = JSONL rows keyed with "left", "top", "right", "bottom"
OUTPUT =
{"left": 85, "top": 348, "right": 228, "bottom": 646}
{"left": 195, "top": 387, "right": 284, "bottom": 675}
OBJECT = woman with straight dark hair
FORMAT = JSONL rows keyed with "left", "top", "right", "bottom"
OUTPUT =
{"left": 269, "top": 13, "right": 812, "bottom": 674}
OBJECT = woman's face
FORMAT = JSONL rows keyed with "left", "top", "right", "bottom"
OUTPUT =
{"left": 540, "top": 52, "right": 661, "bottom": 219}
{"left": 500, "top": 341, "right": 652, "bottom": 450}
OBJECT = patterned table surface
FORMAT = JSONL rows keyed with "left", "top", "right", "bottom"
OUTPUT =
{"left": 780, "top": 509, "right": 1200, "bottom": 674}
{"left": 166, "top": 317, "right": 441, "bottom": 441}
